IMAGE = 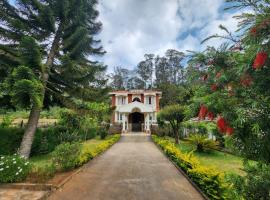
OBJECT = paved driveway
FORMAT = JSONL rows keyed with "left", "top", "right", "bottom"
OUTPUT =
{"left": 48, "top": 134, "right": 204, "bottom": 200}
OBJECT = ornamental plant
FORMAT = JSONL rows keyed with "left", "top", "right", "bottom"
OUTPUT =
{"left": 52, "top": 142, "right": 82, "bottom": 171}
{"left": 0, "top": 154, "right": 31, "bottom": 183}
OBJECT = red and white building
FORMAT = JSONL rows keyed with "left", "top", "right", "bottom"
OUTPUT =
{"left": 109, "top": 90, "right": 162, "bottom": 133}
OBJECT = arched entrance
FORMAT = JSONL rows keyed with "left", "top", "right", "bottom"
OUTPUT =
{"left": 129, "top": 112, "right": 144, "bottom": 132}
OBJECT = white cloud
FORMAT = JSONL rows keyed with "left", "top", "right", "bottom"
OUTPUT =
{"left": 97, "top": 0, "right": 240, "bottom": 71}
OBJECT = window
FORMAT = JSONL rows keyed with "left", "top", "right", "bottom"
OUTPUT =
{"left": 118, "top": 97, "right": 126, "bottom": 105}
{"left": 148, "top": 97, "right": 152, "bottom": 105}
{"left": 121, "top": 97, "right": 125, "bottom": 105}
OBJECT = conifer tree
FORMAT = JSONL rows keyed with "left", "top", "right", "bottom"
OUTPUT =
{"left": 0, "top": 0, "right": 105, "bottom": 158}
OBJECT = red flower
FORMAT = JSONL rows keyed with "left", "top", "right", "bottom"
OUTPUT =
{"left": 217, "top": 116, "right": 227, "bottom": 133}
{"left": 202, "top": 74, "right": 208, "bottom": 81}
{"left": 253, "top": 52, "right": 268, "bottom": 69}
{"left": 250, "top": 27, "right": 257, "bottom": 36}
{"left": 211, "top": 84, "right": 218, "bottom": 91}
{"left": 240, "top": 74, "right": 253, "bottom": 87}
{"left": 198, "top": 105, "right": 208, "bottom": 120}
{"left": 226, "top": 127, "right": 234, "bottom": 135}
{"left": 207, "top": 112, "right": 215, "bottom": 121}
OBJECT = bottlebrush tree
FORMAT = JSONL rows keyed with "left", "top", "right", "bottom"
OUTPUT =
{"left": 188, "top": 1, "right": 270, "bottom": 163}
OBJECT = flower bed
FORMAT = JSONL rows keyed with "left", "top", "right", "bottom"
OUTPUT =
{"left": 152, "top": 135, "right": 228, "bottom": 200}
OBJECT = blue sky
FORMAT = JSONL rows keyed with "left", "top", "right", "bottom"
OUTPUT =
{"left": 97, "top": 0, "right": 240, "bottom": 71}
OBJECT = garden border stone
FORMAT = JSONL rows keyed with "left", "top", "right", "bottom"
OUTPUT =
{"left": 151, "top": 136, "right": 210, "bottom": 200}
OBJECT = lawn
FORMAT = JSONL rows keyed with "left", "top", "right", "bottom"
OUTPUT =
{"left": 167, "top": 137, "right": 244, "bottom": 175}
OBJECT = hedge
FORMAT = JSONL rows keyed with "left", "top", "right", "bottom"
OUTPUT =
{"left": 152, "top": 135, "right": 228, "bottom": 200}
{"left": 76, "top": 134, "right": 121, "bottom": 166}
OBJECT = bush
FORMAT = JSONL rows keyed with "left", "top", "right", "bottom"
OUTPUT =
{"left": 28, "top": 163, "right": 56, "bottom": 183}
{"left": 76, "top": 134, "right": 121, "bottom": 166}
{"left": 189, "top": 134, "right": 219, "bottom": 152}
{"left": 0, "top": 127, "right": 24, "bottom": 155}
{"left": 99, "top": 128, "right": 108, "bottom": 140}
{"left": 152, "top": 135, "right": 227, "bottom": 200}
{"left": 52, "top": 142, "right": 82, "bottom": 171}
{"left": 0, "top": 155, "right": 31, "bottom": 183}
{"left": 31, "top": 126, "right": 69, "bottom": 156}
{"left": 227, "top": 162, "right": 270, "bottom": 200}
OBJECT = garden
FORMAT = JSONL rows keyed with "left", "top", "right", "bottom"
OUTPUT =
{"left": 1, "top": 0, "right": 270, "bottom": 199}
{"left": 0, "top": 103, "right": 120, "bottom": 184}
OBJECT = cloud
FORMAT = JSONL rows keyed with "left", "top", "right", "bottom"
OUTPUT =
{"left": 97, "top": 0, "right": 239, "bottom": 71}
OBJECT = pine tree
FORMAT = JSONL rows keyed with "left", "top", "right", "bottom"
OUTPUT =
{"left": 0, "top": 0, "right": 105, "bottom": 158}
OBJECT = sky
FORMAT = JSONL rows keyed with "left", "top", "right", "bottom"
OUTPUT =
{"left": 97, "top": 0, "right": 240, "bottom": 72}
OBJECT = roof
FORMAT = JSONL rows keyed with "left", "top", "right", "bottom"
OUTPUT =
{"left": 109, "top": 89, "right": 162, "bottom": 96}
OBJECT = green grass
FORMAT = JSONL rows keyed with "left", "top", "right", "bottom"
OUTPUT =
{"left": 167, "top": 137, "right": 244, "bottom": 175}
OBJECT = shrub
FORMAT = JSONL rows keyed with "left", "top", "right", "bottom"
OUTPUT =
{"left": 52, "top": 142, "right": 82, "bottom": 171}
{"left": 227, "top": 162, "right": 270, "bottom": 200}
{"left": 152, "top": 135, "right": 227, "bottom": 200}
{"left": 0, "top": 155, "right": 31, "bottom": 183}
{"left": 99, "top": 128, "right": 108, "bottom": 140}
{"left": 189, "top": 134, "right": 219, "bottom": 152}
{"left": 0, "top": 127, "right": 24, "bottom": 155}
{"left": 31, "top": 126, "right": 69, "bottom": 156}
{"left": 76, "top": 135, "right": 121, "bottom": 166}
{"left": 28, "top": 163, "right": 56, "bottom": 183}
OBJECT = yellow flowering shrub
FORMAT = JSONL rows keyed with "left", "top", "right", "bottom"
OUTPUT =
{"left": 77, "top": 135, "right": 120, "bottom": 166}
{"left": 152, "top": 135, "right": 228, "bottom": 200}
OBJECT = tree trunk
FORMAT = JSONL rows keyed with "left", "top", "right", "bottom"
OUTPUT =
{"left": 174, "top": 130, "right": 179, "bottom": 144}
{"left": 18, "top": 106, "right": 41, "bottom": 158}
{"left": 18, "top": 23, "right": 64, "bottom": 158}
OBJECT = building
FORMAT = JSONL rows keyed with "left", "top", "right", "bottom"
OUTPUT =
{"left": 109, "top": 90, "right": 162, "bottom": 133}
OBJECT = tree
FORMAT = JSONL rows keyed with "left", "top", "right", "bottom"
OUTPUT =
{"left": 154, "top": 56, "right": 171, "bottom": 86}
{"left": 137, "top": 54, "right": 154, "bottom": 89}
{"left": 110, "top": 66, "right": 129, "bottom": 90}
{"left": 0, "top": 0, "right": 105, "bottom": 158}
{"left": 186, "top": 1, "right": 270, "bottom": 198}
{"left": 165, "top": 49, "right": 185, "bottom": 84}
{"left": 158, "top": 105, "right": 186, "bottom": 144}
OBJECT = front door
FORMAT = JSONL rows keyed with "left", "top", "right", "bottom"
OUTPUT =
{"left": 129, "top": 112, "right": 144, "bottom": 132}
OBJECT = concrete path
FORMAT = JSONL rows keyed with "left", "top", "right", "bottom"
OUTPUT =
{"left": 48, "top": 134, "right": 204, "bottom": 200}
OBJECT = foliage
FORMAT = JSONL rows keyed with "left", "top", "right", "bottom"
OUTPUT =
{"left": 31, "top": 126, "right": 69, "bottom": 156}
{"left": 76, "top": 135, "right": 120, "bottom": 166}
{"left": 187, "top": 0, "right": 270, "bottom": 164}
{"left": 99, "top": 128, "right": 108, "bottom": 140}
{"left": 152, "top": 135, "right": 228, "bottom": 200}
{"left": 158, "top": 105, "right": 186, "bottom": 143}
{"left": 0, "top": 127, "right": 24, "bottom": 155}
{"left": 189, "top": 134, "right": 219, "bottom": 152}
{"left": 52, "top": 142, "right": 82, "bottom": 171}
{"left": 227, "top": 162, "right": 270, "bottom": 200}
{"left": 0, "top": 115, "right": 13, "bottom": 128}
{"left": 0, "top": 155, "right": 31, "bottom": 183}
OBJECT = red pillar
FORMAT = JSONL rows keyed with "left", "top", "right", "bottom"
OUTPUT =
{"left": 128, "top": 94, "right": 132, "bottom": 103}
{"left": 141, "top": 94, "right": 144, "bottom": 103}
{"left": 156, "top": 94, "right": 160, "bottom": 111}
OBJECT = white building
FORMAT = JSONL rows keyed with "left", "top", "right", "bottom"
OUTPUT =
{"left": 109, "top": 90, "right": 162, "bottom": 133}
